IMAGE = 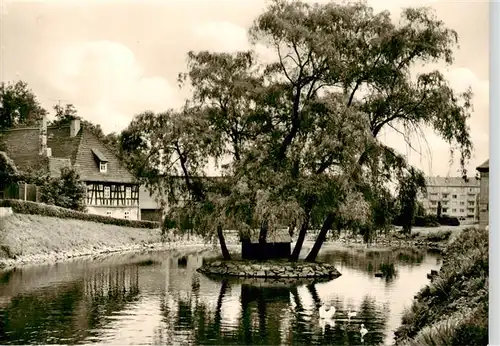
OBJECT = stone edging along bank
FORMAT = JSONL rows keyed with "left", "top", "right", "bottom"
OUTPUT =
{"left": 197, "top": 260, "right": 342, "bottom": 279}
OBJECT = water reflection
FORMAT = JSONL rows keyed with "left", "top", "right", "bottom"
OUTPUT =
{"left": 0, "top": 246, "right": 440, "bottom": 345}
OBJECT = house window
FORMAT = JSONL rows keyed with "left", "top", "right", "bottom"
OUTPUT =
{"left": 104, "top": 186, "right": 110, "bottom": 198}
{"left": 124, "top": 211, "right": 130, "bottom": 219}
{"left": 452, "top": 208, "right": 456, "bottom": 213}
{"left": 452, "top": 194, "right": 457, "bottom": 199}
{"left": 126, "top": 187, "right": 131, "bottom": 199}
{"left": 460, "top": 209, "right": 465, "bottom": 213}
{"left": 443, "top": 208, "right": 448, "bottom": 213}
{"left": 100, "top": 162, "right": 107, "bottom": 173}
{"left": 460, "top": 201, "right": 465, "bottom": 205}
{"left": 442, "top": 194, "right": 449, "bottom": 199}
{"left": 106, "top": 211, "right": 112, "bottom": 216}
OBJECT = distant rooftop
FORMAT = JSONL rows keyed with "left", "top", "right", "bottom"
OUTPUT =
{"left": 476, "top": 159, "right": 489, "bottom": 172}
{"left": 426, "top": 176, "right": 479, "bottom": 188}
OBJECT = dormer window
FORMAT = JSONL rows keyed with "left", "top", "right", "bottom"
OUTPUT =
{"left": 91, "top": 148, "right": 109, "bottom": 174}
{"left": 100, "top": 162, "right": 108, "bottom": 173}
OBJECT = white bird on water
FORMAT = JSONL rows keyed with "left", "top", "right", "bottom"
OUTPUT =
{"left": 319, "top": 318, "right": 335, "bottom": 334}
{"left": 319, "top": 303, "right": 336, "bottom": 320}
{"left": 360, "top": 323, "right": 368, "bottom": 342}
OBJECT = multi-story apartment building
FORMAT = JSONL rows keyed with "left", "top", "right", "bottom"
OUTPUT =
{"left": 420, "top": 176, "right": 480, "bottom": 220}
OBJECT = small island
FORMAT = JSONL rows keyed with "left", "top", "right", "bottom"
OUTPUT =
{"left": 197, "top": 259, "right": 341, "bottom": 279}
{"left": 197, "top": 229, "right": 342, "bottom": 280}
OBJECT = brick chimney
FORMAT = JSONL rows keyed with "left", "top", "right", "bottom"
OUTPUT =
{"left": 39, "top": 114, "right": 48, "bottom": 156}
{"left": 70, "top": 117, "right": 81, "bottom": 137}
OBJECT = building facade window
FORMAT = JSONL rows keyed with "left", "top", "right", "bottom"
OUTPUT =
{"left": 100, "top": 162, "right": 107, "bottom": 173}
{"left": 126, "top": 187, "right": 132, "bottom": 199}
{"left": 104, "top": 186, "right": 110, "bottom": 198}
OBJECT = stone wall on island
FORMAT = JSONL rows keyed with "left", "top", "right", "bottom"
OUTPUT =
{"left": 197, "top": 260, "right": 342, "bottom": 279}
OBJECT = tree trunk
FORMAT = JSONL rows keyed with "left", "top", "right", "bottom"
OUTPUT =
{"left": 289, "top": 215, "right": 310, "bottom": 261}
{"left": 306, "top": 283, "right": 322, "bottom": 309}
{"left": 213, "top": 279, "right": 228, "bottom": 336}
{"left": 258, "top": 220, "right": 268, "bottom": 244}
{"left": 257, "top": 294, "right": 267, "bottom": 340}
{"left": 217, "top": 225, "right": 231, "bottom": 260}
{"left": 305, "top": 214, "right": 335, "bottom": 262}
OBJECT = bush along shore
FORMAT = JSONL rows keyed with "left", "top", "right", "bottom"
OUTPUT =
{"left": 317, "top": 226, "right": 464, "bottom": 254}
{"left": 0, "top": 199, "right": 160, "bottom": 228}
{"left": 393, "top": 227, "right": 488, "bottom": 346}
{"left": 0, "top": 201, "right": 209, "bottom": 269}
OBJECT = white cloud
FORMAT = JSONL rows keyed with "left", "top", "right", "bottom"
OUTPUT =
{"left": 43, "top": 40, "right": 182, "bottom": 133}
{"left": 190, "top": 20, "right": 279, "bottom": 64}
{"left": 191, "top": 21, "right": 249, "bottom": 53}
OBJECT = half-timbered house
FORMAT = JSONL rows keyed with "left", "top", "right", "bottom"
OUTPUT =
{"left": 1, "top": 115, "right": 140, "bottom": 220}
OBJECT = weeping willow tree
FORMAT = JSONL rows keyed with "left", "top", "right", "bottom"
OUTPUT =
{"left": 121, "top": 0, "right": 473, "bottom": 262}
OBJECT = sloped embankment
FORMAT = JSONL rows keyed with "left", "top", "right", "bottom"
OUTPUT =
{"left": 0, "top": 213, "right": 166, "bottom": 268}
{"left": 394, "top": 227, "right": 488, "bottom": 346}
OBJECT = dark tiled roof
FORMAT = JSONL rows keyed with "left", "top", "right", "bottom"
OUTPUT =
{"left": 73, "top": 128, "right": 135, "bottom": 183}
{"left": 48, "top": 157, "right": 72, "bottom": 178}
{"left": 91, "top": 148, "right": 108, "bottom": 162}
{"left": 477, "top": 159, "right": 489, "bottom": 172}
{"left": 1, "top": 124, "right": 136, "bottom": 184}
{"left": 1, "top": 127, "right": 46, "bottom": 171}
{"left": 426, "top": 176, "right": 479, "bottom": 188}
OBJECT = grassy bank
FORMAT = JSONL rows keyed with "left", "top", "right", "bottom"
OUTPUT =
{"left": 0, "top": 212, "right": 209, "bottom": 269}
{"left": 394, "top": 227, "right": 488, "bottom": 346}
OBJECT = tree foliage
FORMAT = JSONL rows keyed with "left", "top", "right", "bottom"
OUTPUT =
{"left": 39, "top": 167, "right": 87, "bottom": 212}
{"left": 124, "top": 0, "right": 474, "bottom": 261}
{"left": 0, "top": 151, "right": 19, "bottom": 185}
{"left": 0, "top": 80, "right": 47, "bottom": 131}
{"left": 397, "top": 167, "right": 427, "bottom": 234}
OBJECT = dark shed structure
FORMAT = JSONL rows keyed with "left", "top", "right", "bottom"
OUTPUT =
{"left": 240, "top": 229, "right": 292, "bottom": 260}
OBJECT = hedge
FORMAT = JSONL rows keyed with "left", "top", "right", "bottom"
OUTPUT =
{"left": 393, "top": 214, "right": 460, "bottom": 228}
{"left": 0, "top": 199, "right": 160, "bottom": 229}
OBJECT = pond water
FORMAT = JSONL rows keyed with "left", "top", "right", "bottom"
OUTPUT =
{"left": 0, "top": 245, "right": 441, "bottom": 345}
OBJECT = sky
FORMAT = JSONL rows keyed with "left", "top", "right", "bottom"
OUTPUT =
{"left": 0, "top": 0, "right": 489, "bottom": 178}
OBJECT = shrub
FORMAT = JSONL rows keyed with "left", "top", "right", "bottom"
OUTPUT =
{"left": 0, "top": 151, "right": 19, "bottom": 184}
{"left": 39, "top": 167, "right": 86, "bottom": 212}
{"left": 438, "top": 215, "right": 460, "bottom": 226}
{"left": 421, "top": 230, "right": 453, "bottom": 242}
{"left": 0, "top": 199, "right": 160, "bottom": 229}
{"left": 395, "top": 227, "right": 488, "bottom": 345}
{"left": 414, "top": 215, "right": 440, "bottom": 227}
{"left": 394, "top": 214, "right": 440, "bottom": 227}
